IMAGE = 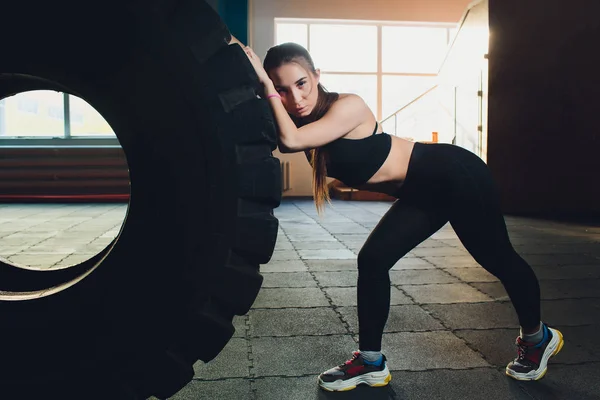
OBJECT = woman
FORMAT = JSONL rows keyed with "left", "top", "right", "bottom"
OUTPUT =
{"left": 235, "top": 37, "right": 564, "bottom": 391}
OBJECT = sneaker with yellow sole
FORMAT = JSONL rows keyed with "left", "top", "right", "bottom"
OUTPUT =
{"left": 318, "top": 351, "right": 392, "bottom": 392}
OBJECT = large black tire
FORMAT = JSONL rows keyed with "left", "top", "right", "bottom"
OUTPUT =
{"left": 0, "top": 1, "right": 281, "bottom": 399}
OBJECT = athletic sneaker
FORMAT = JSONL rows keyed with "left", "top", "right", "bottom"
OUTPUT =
{"left": 506, "top": 324, "right": 564, "bottom": 381}
{"left": 318, "top": 351, "right": 392, "bottom": 391}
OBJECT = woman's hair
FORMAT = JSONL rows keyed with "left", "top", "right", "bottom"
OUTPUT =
{"left": 263, "top": 42, "right": 339, "bottom": 214}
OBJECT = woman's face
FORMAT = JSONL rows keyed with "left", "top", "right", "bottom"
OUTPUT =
{"left": 268, "top": 61, "right": 320, "bottom": 118}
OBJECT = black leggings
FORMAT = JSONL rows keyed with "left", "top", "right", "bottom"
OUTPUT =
{"left": 357, "top": 142, "right": 541, "bottom": 351}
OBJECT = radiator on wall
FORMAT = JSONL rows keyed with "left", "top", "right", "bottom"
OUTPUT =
{"left": 280, "top": 160, "right": 292, "bottom": 192}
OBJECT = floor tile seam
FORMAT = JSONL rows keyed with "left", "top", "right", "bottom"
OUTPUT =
{"left": 248, "top": 333, "right": 358, "bottom": 339}
{"left": 244, "top": 314, "right": 259, "bottom": 400}
{"left": 248, "top": 328, "right": 490, "bottom": 339}
{"left": 438, "top": 267, "right": 499, "bottom": 300}
{"left": 389, "top": 285, "right": 600, "bottom": 300}
{"left": 391, "top": 282, "right": 493, "bottom": 288}
{"left": 394, "top": 285, "right": 497, "bottom": 368}
{"left": 191, "top": 365, "right": 506, "bottom": 382}
{"left": 435, "top": 274, "right": 600, "bottom": 283}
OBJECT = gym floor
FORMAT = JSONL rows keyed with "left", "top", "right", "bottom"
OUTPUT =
{"left": 2, "top": 199, "right": 599, "bottom": 399}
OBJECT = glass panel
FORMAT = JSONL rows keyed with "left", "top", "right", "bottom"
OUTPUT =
{"left": 275, "top": 23, "right": 308, "bottom": 48}
{"left": 393, "top": 94, "right": 448, "bottom": 143}
{"left": 381, "top": 75, "right": 437, "bottom": 119}
{"left": 448, "top": 27, "right": 459, "bottom": 43}
{"left": 69, "top": 95, "right": 115, "bottom": 136}
{"left": 319, "top": 74, "right": 378, "bottom": 117}
{"left": 0, "top": 90, "right": 65, "bottom": 137}
{"left": 382, "top": 26, "right": 449, "bottom": 73}
{"left": 309, "top": 24, "right": 377, "bottom": 72}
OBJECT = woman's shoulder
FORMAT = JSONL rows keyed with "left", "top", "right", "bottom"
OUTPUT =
{"left": 330, "top": 93, "right": 369, "bottom": 111}
{"left": 336, "top": 92, "right": 364, "bottom": 102}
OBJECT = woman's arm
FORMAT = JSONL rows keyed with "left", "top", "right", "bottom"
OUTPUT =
{"left": 240, "top": 48, "right": 370, "bottom": 153}
{"left": 262, "top": 80, "right": 368, "bottom": 153}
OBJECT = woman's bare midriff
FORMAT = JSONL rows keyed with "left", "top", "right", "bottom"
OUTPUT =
{"left": 353, "top": 135, "right": 415, "bottom": 197}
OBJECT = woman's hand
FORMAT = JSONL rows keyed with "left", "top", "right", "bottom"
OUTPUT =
{"left": 243, "top": 46, "right": 271, "bottom": 86}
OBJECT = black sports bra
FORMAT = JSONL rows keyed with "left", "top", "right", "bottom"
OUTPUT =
{"left": 305, "top": 123, "right": 392, "bottom": 187}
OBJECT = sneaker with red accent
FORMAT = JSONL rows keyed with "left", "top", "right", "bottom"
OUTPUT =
{"left": 318, "top": 351, "right": 391, "bottom": 391}
{"left": 506, "top": 324, "right": 564, "bottom": 381}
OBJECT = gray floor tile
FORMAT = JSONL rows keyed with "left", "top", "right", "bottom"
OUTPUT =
{"left": 391, "top": 257, "right": 436, "bottom": 270}
{"left": 333, "top": 234, "right": 370, "bottom": 242}
{"left": 252, "top": 376, "right": 323, "bottom": 400}
{"left": 425, "top": 255, "right": 481, "bottom": 268}
{"left": 251, "top": 335, "right": 357, "bottom": 377}
{"left": 320, "top": 223, "right": 370, "bottom": 234}
{"left": 533, "top": 265, "right": 600, "bottom": 280}
{"left": 522, "top": 253, "right": 600, "bottom": 266}
{"left": 261, "top": 260, "right": 307, "bottom": 273}
{"left": 305, "top": 259, "right": 357, "bottom": 271}
{"left": 443, "top": 267, "right": 499, "bottom": 282}
{"left": 338, "top": 305, "right": 444, "bottom": 334}
{"left": 252, "top": 288, "right": 330, "bottom": 308}
{"left": 424, "top": 302, "right": 520, "bottom": 329}
{"left": 541, "top": 299, "right": 600, "bottom": 326}
{"left": 286, "top": 234, "right": 338, "bottom": 242}
{"left": 390, "top": 269, "right": 460, "bottom": 285}
{"left": 297, "top": 249, "right": 356, "bottom": 260}
{"left": 382, "top": 331, "right": 489, "bottom": 370}
{"left": 471, "top": 282, "right": 510, "bottom": 301}
{"left": 170, "top": 379, "right": 252, "bottom": 400}
{"left": 193, "top": 338, "right": 249, "bottom": 379}
{"left": 519, "top": 363, "right": 600, "bottom": 400}
{"left": 269, "top": 250, "right": 300, "bottom": 261}
{"left": 249, "top": 308, "right": 347, "bottom": 337}
{"left": 324, "top": 286, "right": 412, "bottom": 307}
{"left": 415, "top": 239, "right": 449, "bottom": 248}
{"left": 400, "top": 283, "right": 493, "bottom": 304}
{"left": 313, "top": 271, "right": 358, "bottom": 287}
{"left": 291, "top": 241, "right": 347, "bottom": 250}
{"left": 411, "top": 247, "right": 469, "bottom": 257}
{"left": 274, "top": 242, "right": 294, "bottom": 250}
{"left": 389, "top": 368, "right": 532, "bottom": 400}
{"left": 261, "top": 272, "right": 317, "bottom": 288}
{"left": 539, "top": 279, "right": 600, "bottom": 299}
{"left": 233, "top": 315, "right": 247, "bottom": 338}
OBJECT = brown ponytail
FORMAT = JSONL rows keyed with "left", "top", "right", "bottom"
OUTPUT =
{"left": 293, "top": 84, "right": 339, "bottom": 214}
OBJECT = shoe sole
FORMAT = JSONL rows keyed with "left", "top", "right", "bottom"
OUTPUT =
{"left": 505, "top": 327, "right": 564, "bottom": 381}
{"left": 318, "top": 365, "right": 392, "bottom": 391}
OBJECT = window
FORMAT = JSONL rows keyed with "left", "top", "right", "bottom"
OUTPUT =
{"left": 0, "top": 90, "right": 117, "bottom": 143}
{"left": 320, "top": 73, "right": 378, "bottom": 116}
{"left": 276, "top": 23, "right": 308, "bottom": 49}
{"left": 381, "top": 75, "right": 437, "bottom": 118}
{"left": 1, "top": 91, "right": 65, "bottom": 137}
{"left": 309, "top": 24, "right": 377, "bottom": 73}
{"left": 275, "top": 19, "right": 456, "bottom": 121}
{"left": 382, "top": 26, "right": 449, "bottom": 73}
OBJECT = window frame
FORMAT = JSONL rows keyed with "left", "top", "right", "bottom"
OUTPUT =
{"left": 0, "top": 92, "right": 120, "bottom": 148}
{"left": 274, "top": 18, "right": 456, "bottom": 121}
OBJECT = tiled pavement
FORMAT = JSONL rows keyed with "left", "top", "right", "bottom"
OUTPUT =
{"left": 1, "top": 200, "right": 600, "bottom": 399}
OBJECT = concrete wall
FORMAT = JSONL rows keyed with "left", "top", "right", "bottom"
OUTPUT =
{"left": 487, "top": 0, "right": 600, "bottom": 217}
{"left": 250, "top": 0, "right": 472, "bottom": 196}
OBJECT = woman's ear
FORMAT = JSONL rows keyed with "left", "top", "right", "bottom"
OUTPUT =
{"left": 314, "top": 68, "right": 321, "bottom": 83}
